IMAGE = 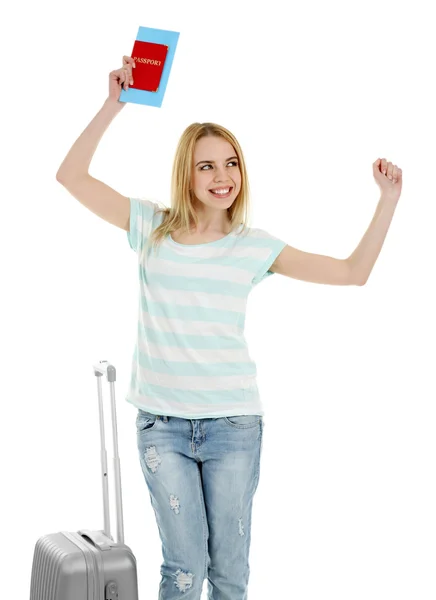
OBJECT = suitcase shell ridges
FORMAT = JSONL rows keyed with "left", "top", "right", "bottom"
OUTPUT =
{"left": 29, "top": 361, "right": 139, "bottom": 599}
{"left": 29, "top": 531, "right": 139, "bottom": 600}
{"left": 30, "top": 535, "right": 66, "bottom": 600}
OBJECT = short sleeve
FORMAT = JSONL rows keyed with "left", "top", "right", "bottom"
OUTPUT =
{"left": 249, "top": 228, "right": 287, "bottom": 286}
{"left": 127, "top": 198, "right": 160, "bottom": 254}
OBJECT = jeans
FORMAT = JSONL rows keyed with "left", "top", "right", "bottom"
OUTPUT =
{"left": 135, "top": 409, "right": 264, "bottom": 600}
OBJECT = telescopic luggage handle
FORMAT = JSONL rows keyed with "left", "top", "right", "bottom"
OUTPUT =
{"left": 92, "top": 360, "right": 125, "bottom": 545}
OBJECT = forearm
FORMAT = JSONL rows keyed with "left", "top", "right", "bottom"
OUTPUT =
{"left": 56, "top": 99, "right": 125, "bottom": 181}
{"left": 347, "top": 193, "right": 399, "bottom": 285}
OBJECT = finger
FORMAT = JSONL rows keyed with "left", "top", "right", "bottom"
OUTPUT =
{"left": 127, "top": 64, "right": 134, "bottom": 85}
{"left": 386, "top": 162, "right": 394, "bottom": 180}
{"left": 123, "top": 63, "right": 133, "bottom": 84}
{"left": 123, "top": 67, "right": 130, "bottom": 90}
{"left": 123, "top": 55, "right": 136, "bottom": 69}
{"left": 125, "top": 66, "right": 133, "bottom": 87}
{"left": 111, "top": 69, "right": 124, "bottom": 87}
{"left": 392, "top": 165, "right": 398, "bottom": 183}
{"left": 117, "top": 68, "right": 127, "bottom": 90}
{"left": 381, "top": 158, "right": 387, "bottom": 175}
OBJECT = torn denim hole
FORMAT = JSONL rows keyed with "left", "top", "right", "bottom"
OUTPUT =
{"left": 174, "top": 568, "right": 194, "bottom": 593}
{"left": 144, "top": 446, "right": 162, "bottom": 473}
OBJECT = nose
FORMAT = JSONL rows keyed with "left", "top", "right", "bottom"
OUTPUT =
{"left": 213, "top": 164, "right": 231, "bottom": 182}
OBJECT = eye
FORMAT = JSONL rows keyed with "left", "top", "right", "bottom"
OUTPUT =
{"left": 200, "top": 160, "right": 239, "bottom": 171}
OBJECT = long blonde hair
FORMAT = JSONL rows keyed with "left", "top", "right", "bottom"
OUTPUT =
{"left": 149, "top": 122, "right": 251, "bottom": 250}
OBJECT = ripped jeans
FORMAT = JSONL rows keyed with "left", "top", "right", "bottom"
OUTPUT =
{"left": 135, "top": 409, "right": 264, "bottom": 600}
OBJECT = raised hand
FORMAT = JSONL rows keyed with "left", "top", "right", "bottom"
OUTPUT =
{"left": 107, "top": 55, "right": 136, "bottom": 103}
{"left": 373, "top": 158, "right": 403, "bottom": 201}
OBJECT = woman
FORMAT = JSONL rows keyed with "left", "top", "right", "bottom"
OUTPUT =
{"left": 56, "top": 55, "right": 403, "bottom": 599}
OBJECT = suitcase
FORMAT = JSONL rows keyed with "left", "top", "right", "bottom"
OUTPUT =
{"left": 29, "top": 360, "right": 139, "bottom": 600}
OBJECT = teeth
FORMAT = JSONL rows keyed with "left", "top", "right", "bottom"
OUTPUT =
{"left": 211, "top": 188, "right": 230, "bottom": 195}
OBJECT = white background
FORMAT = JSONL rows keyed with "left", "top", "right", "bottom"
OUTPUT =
{"left": 2, "top": 1, "right": 435, "bottom": 598}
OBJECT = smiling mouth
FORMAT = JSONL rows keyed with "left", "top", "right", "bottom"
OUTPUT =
{"left": 209, "top": 187, "right": 233, "bottom": 198}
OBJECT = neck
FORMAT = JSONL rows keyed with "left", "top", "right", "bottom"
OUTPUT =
{"left": 191, "top": 202, "right": 231, "bottom": 234}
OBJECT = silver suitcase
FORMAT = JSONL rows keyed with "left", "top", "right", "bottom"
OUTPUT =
{"left": 29, "top": 360, "right": 139, "bottom": 600}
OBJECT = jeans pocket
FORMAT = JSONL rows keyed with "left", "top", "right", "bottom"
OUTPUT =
{"left": 224, "top": 415, "right": 261, "bottom": 429}
{"left": 136, "top": 409, "right": 158, "bottom": 433}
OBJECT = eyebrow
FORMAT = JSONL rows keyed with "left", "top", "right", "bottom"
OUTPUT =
{"left": 195, "top": 156, "right": 238, "bottom": 167}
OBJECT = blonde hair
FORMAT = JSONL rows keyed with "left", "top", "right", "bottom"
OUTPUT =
{"left": 149, "top": 122, "right": 251, "bottom": 251}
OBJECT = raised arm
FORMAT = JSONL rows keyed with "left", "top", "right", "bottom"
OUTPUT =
{"left": 270, "top": 158, "right": 403, "bottom": 286}
{"left": 56, "top": 56, "right": 136, "bottom": 231}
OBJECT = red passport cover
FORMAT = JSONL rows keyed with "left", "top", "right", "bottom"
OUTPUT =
{"left": 130, "top": 40, "right": 169, "bottom": 93}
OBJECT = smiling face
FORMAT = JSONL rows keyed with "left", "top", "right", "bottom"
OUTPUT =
{"left": 191, "top": 135, "right": 242, "bottom": 211}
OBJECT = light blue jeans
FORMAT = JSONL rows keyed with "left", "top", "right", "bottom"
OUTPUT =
{"left": 135, "top": 409, "right": 264, "bottom": 600}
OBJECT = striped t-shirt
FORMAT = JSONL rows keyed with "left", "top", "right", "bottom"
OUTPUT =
{"left": 125, "top": 197, "right": 286, "bottom": 419}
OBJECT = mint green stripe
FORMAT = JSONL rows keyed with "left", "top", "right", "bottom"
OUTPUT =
{"left": 139, "top": 324, "right": 246, "bottom": 350}
{"left": 131, "top": 379, "right": 250, "bottom": 405}
{"left": 140, "top": 268, "right": 250, "bottom": 297}
{"left": 127, "top": 198, "right": 140, "bottom": 251}
{"left": 127, "top": 198, "right": 158, "bottom": 252}
{"left": 253, "top": 239, "right": 287, "bottom": 285}
{"left": 141, "top": 297, "right": 245, "bottom": 328}
{"left": 136, "top": 349, "right": 256, "bottom": 377}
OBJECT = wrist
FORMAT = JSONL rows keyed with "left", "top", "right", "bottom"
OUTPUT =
{"left": 380, "top": 191, "right": 400, "bottom": 204}
{"left": 103, "top": 97, "right": 126, "bottom": 114}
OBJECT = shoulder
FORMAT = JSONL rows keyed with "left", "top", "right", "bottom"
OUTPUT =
{"left": 130, "top": 198, "right": 168, "bottom": 222}
{"left": 132, "top": 197, "right": 165, "bottom": 212}
{"left": 235, "top": 224, "right": 284, "bottom": 244}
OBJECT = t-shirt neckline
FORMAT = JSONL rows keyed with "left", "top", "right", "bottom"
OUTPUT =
{"left": 167, "top": 224, "right": 243, "bottom": 248}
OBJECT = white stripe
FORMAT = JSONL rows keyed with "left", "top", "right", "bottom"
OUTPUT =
{"left": 147, "top": 256, "right": 254, "bottom": 285}
{"left": 135, "top": 213, "right": 143, "bottom": 235}
{"left": 139, "top": 310, "right": 241, "bottom": 336}
{"left": 138, "top": 336, "right": 250, "bottom": 363}
{"left": 135, "top": 364, "right": 256, "bottom": 391}
{"left": 164, "top": 238, "right": 274, "bottom": 261}
{"left": 142, "top": 283, "right": 247, "bottom": 313}
{"left": 247, "top": 227, "right": 279, "bottom": 240}
{"left": 126, "top": 395, "right": 263, "bottom": 417}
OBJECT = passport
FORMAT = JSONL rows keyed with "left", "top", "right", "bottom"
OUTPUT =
{"left": 119, "top": 26, "right": 180, "bottom": 108}
{"left": 130, "top": 40, "right": 169, "bottom": 92}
